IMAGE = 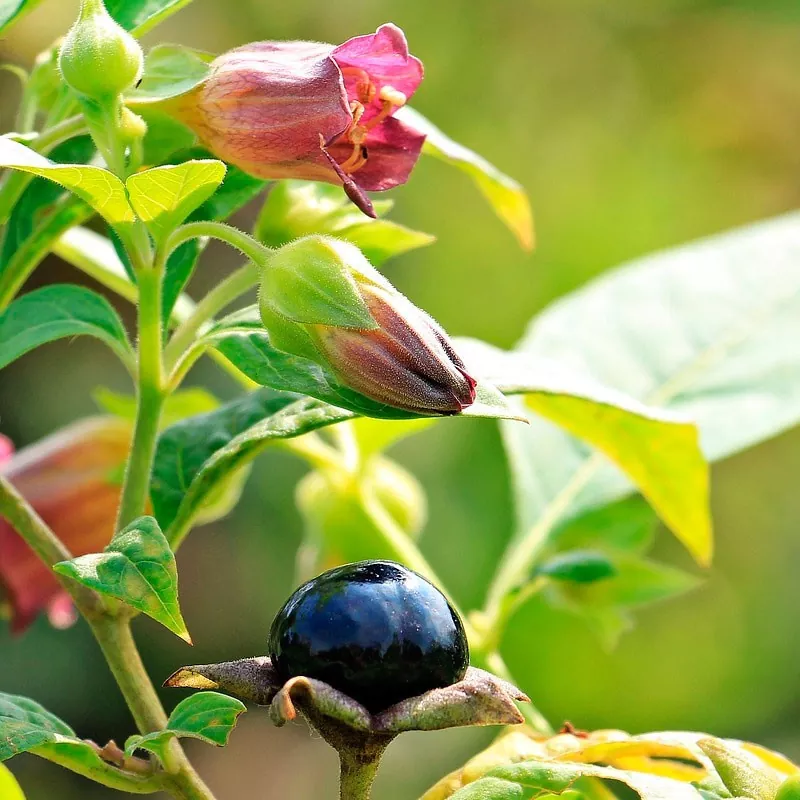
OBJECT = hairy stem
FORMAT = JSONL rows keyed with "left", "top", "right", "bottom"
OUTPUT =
{"left": 339, "top": 750, "right": 385, "bottom": 800}
{"left": 0, "top": 475, "right": 99, "bottom": 615}
{"left": 115, "top": 266, "right": 165, "bottom": 530}
{"left": 165, "top": 220, "right": 273, "bottom": 266}
{"left": 164, "top": 261, "right": 259, "bottom": 373}
{"left": 483, "top": 455, "right": 599, "bottom": 631}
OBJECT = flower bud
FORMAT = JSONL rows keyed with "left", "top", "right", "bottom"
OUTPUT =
{"left": 160, "top": 24, "right": 424, "bottom": 216}
{"left": 259, "top": 236, "right": 477, "bottom": 415}
{"left": 58, "top": 0, "right": 144, "bottom": 100}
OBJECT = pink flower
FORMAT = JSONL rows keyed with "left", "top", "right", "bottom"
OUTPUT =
{"left": 165, "top": 24, "right": 425, "bottom": 216}
{"left": 0, "top": 419, "right": 131, "bottom": 633}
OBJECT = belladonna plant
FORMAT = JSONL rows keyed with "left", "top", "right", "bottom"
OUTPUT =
{"left": 2, "top": 1, "right": 800, "bottom": 799}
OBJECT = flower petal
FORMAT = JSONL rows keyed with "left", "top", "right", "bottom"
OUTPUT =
{"left": 170, "top": 41, "right": 352, "bottom": 173}
{"left": 332, "top": 23, "right": 423, "bottom": 116}
{"left": 327, "top": 116, "right": 425, "bottom": 191}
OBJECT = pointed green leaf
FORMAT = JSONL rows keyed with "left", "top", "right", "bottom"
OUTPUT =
{"left": 0, "top": 764, "right": 25, "bottom": 799}
{"left": 126, "top": 160, "right": 226, "bottom": 246}
{"left": 0, "top": 694, "right": 74, "bottom": 761}
{"left": 0, "top": 284, "right": 133, "bottom": 370}
{"left": 458, "top": 338, "right": 711, "bottom": 565}
{"left": 500, "top": 212, "right": 800, "bottom": 586}
{"left": 398, "top": 106, "right": 534, "bottom": 251}
{"left": 1, "top": 137, "right": 95, "bottom": 273}
{"left": 339, "top": 219, "right": 435, "bottom": 266}
{"left": 124, "top": 692, "right": 245, "bottom": 764}
{"left": 54, "top": 516, "right": 190, "bottom": 641}
{"left": 127, "top": 44, "right": 213, "bottom": 101}
{"left": 0, "top": 693, "right": 158, "bottom": 792}
{"left": 106, "top": 0, "right": 196, "bottom": 35}
{"left": 0, "top": 137, "right": 134, "bottom": 229}
{"left": 209, "top": 321, "right": 523, "bottom": 422}
{"left": 151, "top": 389, "right": 353, "bottom": 538}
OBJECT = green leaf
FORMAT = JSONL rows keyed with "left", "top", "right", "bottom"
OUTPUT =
{"left": 547, "top": 555, "right": 701, "bottom": 649}
{"left": 209, "top": 320, "right": 524, "bottom": 422}
{"left": 397, "top": 106, "right": 534, "bottom": 251}
{"left": 124, "top": 692, "right": 245, "bottom": 763}
{"left": 106, "top": 0, "right": 196, "bottom": 35}
{"left": 1, "top": 136, "right": 95, "bottom": 274}
{"left": 53, "top": 516, "right": 190, "bottom": 642}
{"left": 458, "top": 338, "right": 711, "bottom": 564}
{"left": 503, "top": 212, "right": 800, "bottom": 579}
{"left": 0, "top": 284, "right": 133, "bottom": 370}
{"left": 128, "top": 44, "right": 213, "bottom": 101}
{"left": 0, "top": 0, "right": 44, "bottom": 36}
{"left": 151, "top": 389, "right": 354, "bottom": 537}
{"left": 0, "top": 137, "right": 135, "bottom": 230}
{"left": 339, "top": 220, "right": 435, "bottom": 267}
{"left": 536, "top": 550, "right": 617, "bottom": 584}
{"left": 0, "top": 764, "right": 25, "bottom": 800}
{"left": 126, "top": 160, "right": 226, "bottom": 246}
{"left": 0, "top": 693, "right": 156, "bottom": 792}
{"left": 0, "top": 694, "right": 74, "bottom": 761}
{"left": 452, "top": 760, "right": 705, "bottom": 800}
{"left": 554, "top": 496, "right": 657, "bottom": 556}
{"left": 256, "top": 180, "right": 433, "bottom": 266}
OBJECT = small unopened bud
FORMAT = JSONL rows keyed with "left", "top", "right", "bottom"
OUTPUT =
{"left": 58, "top": 0, "right": 144, "bottom": 100}
{"left": 259, "top": 235, "right": 477, "bottom": 416}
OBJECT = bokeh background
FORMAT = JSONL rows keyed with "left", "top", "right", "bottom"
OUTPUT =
{"left": 3, "top": 0, "right": 800, "bottom": 797}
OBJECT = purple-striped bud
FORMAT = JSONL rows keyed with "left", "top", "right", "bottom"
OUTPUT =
{"left": 310, "top": 283, "right": 476, "bottom": 414}
{"left": 259, "top": 236, "right": 477, "bottom": 415}
{"left": 163, "top": 24, "right": 425, "bottom": 217}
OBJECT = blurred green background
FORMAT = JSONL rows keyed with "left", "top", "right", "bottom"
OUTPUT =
{"left": 3, "top": 0, "right": 800, "bottom": 797}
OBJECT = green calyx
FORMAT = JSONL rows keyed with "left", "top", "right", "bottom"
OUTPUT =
{"left": 58, "top": 0, "right": 144, "bottom": 101}
{"left": 259, "top": 236, "right": 386, "bottom": 330}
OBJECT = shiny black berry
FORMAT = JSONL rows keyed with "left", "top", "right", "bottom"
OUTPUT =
{"left": 267, "top": 560, "right": 469, "bottom": 712}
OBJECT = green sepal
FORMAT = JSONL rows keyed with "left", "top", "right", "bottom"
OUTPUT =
{"left": 260, "top": 236, "right": 379, "bottom": 330}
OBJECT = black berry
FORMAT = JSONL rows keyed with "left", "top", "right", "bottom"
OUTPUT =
{"left": 268, "top": 560, "right": 469, "bottom": 712}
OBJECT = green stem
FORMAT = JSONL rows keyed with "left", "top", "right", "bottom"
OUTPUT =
{"left": 0, "top": 477, "right": 215, "bottom": 795}
{"left": 0, "top": 475, "right": 99, "bottom": 615}
{"left": 164, "top": 261, "right": 259, "bottom": 373}
{"left": 32, "top": 746, "right": 162, "bottom": 794}
{"left": 165, "top": 221, "right": 273, "bottom": 266}
{"left": 482, "top": 455, "right": 599, "bottom": 631}
{"left": 115, "top": 266, "right": 165, "bottom": 531}
{"left": 339, "top": 750, "right": 386, "bottom": 800}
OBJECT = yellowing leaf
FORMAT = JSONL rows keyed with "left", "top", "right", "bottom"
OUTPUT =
{"left": 126, "top": 160, "right": 226, "bottom": 246}
{"left": 0, "top": 137, "right": 134, "bottom": 228}
{"left": 0, "top": 764, "right": 25, "bottom": 800}
{"left": 397, "top": 107, "right": 534, "bottom": 251}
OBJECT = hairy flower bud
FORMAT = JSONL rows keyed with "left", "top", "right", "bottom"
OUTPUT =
{"left": 259, "top": 236, "right": 476, "bottom": 415}
{"left": 58, "top": 0, "right": 144, "bottom": 99}
{"left": 162, "top": 24, "right": 425, "bottom": 216}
